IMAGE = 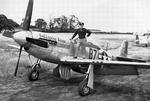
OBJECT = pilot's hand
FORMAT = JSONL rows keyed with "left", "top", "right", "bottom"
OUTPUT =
{"left": 86, "top": 35, "right": 89, "bottom": 38}
{"left": 70, "top": 38, "right": 73, "bottom": 41}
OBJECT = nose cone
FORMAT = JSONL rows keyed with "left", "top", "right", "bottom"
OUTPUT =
{"left": 13, "top": 31, "right": 30, "bottom": 46}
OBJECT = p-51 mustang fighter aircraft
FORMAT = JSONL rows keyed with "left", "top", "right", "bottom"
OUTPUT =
{"left": 135, "top": 32, "right": 150, "bottom": 47}
{"left": 2, "top": 0, "right": 150, "bottom": 96}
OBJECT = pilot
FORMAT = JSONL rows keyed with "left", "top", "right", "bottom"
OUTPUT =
{"left": 70, "top": 22, "right": 91, "bottom": 58}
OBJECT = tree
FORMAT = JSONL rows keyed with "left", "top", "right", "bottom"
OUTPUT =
{"left": 68, "top": 15, "right": 79, "bottom": 30}
{"left": 49, "top": 19, "right": 54, "bottom": 30}
{"left": 60, "top": 15, "right": 68, "bottom": 31}
{"left": 7, "top": 19, "right": 19, "bottom": 27}
{"left": 35, "top": 18, "right": 47, "bottom": 30}
{"left": 0, "top": 14, "right": 19, "bottom": 32}
{"left": 48, "top": 15, "right": 80, "bottom": 32}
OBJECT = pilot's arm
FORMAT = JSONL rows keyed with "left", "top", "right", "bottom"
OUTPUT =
{"left": 86, "top": 29, "right": 91, "bottom": 37}
{"left": 71, "top": 30, "right": 78, "bottom": 39}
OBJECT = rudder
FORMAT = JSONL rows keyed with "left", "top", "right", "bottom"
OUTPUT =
{"left": 119, "top": 40, "right": 128, "bottom": 57}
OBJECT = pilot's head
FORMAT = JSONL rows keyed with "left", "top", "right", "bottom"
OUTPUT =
{"left": 79, "top": 22, "right": 84, "bottom": 28}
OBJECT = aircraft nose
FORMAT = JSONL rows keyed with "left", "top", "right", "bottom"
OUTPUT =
{"left": 13, "top": 31, "right": 30, "bottom": 46}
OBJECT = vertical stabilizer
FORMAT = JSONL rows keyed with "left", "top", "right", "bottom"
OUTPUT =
{"left": 135, "top": 35, "right": 139, "bottom": 44}
{"left": 119, "top": 40, "right": 128, "bottom": 57}
{"left": 135, "top": 35, "right": 139, "bottom": 40}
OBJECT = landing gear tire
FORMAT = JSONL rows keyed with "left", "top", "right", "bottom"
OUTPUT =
{"left": 78, "top": 78, "right": 93, "bottom": 96}
{"left": 53, "top": 65, "right": 60, "bottom": 77}
{"left": 28, "top": 69, "right": 39, "bottom": 81}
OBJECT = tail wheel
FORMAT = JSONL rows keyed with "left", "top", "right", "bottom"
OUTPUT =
{"left": 28, "top": 69, "right": 39, "bottom": 81}
{"left": 145, "top": 44, "right": 148, "bottom": 47}
{"left": 78, "top": 78, "right": 93, "bottom": 96}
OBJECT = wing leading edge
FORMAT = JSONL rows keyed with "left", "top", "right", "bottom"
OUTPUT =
{"left": 61, "top": 57, "right": 150, "bottom": 69}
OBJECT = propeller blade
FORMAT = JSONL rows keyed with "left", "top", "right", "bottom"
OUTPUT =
{"left": 26, "top": 37, "right": 48, "bottom": 48}
{"left": 14, "top": 46, "right": 22, "bottom": 76}
{"left": 22, "top": 0, "right": 33, "bottom": 30}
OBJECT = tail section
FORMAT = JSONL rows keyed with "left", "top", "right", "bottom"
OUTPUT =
{"left": 119, "top": 40, "right": 128, "bottom": 57}
{"left": 135, "top": 35, "right": 139, "bottom": 40}
{"left": 135, "top": 35, "right": 139, "bottom": 44}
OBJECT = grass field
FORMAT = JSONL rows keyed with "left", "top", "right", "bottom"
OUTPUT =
{"left": 1, "top": 33, "right": 150, "bottom": 101}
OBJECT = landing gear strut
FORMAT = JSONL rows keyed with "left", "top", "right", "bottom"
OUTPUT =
{"left": 28, "top": 59, "right": 41, "bottom": 81}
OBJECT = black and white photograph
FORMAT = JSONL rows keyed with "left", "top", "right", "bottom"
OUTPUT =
{"left": 1, "top": 0, "right": 150, "bottom": 100}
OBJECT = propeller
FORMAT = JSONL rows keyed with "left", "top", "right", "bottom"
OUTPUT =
{"left": 2, "top": 0, "right": 33, "bottom": 37}
{"left": 13, "top": 0, "right": 33, "bottom": 76}
{"left": 22, "top": 0, "right": 33, "bottom": 30}
{"left": 14, "top": 46, "right": 22, "bottom": 76}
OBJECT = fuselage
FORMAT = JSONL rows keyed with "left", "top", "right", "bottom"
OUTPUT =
{"left": 13, "top": 30, "right": 139, "bottom": 76}
{"left": 26, "top": 31, "right": 71, "bottom": 63}
{"left": 13, "top": 31, "right": 111, "bottom": 64}
{"left": 135, "top": 33, "right": 150, "bottom": 47}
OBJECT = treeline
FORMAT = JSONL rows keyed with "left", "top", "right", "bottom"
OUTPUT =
{"left": 33, "top": 15, "right": 80, "bottom": 33}
{"left": 0, "top": 14, "right": 81, "bottom": 33}
{"left": 0, "top": 14, "right": 133, "bottom": 34}
{"left": 0, "top": 14, "right": 19, "bottom": 32}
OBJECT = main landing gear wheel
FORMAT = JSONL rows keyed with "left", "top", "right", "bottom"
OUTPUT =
{"left": 78, "top": 78, "right": 93, "bottom": 96}
{"left": 28, "top": 69, "right": 39, "bottom": 81}
{"left": 28, "top": 59, "right": 41, "bottom": 81}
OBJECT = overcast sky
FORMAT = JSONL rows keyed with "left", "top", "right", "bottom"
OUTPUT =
{"left": 1, "top": 0, "right": 150, "bottom": 32}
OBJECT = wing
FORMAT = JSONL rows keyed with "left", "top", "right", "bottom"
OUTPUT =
{"left": 8, "top": 44, "right": 20, "bottom": 49}
{"left": 61, "top": 57, "right": 150, "bottom": 69}
{"left": 116, "top": 56, "right": 146, "bottom": 62}
{"left": 7, "top": 44, "right": 25, "bottom": 51}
